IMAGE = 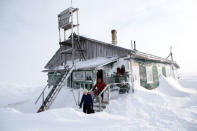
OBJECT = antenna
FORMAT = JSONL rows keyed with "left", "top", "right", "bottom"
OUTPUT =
{"left": 170, "top": 46, "right": 176, "bottom": 78}
{"left": 71, "top": 0, "right": 73, "bottom": 7}
{"left": 170, "top": 46, "right": 173, "bottom": 61}
{"left": 170, "top": 46, "right": 172, "bottom": 53}
{"left": 166, "top": 46, "right": 173, "bottom": 61}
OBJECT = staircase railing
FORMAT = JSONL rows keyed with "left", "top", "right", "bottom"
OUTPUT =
{"left": 45, "top": 66, "right": 74, "bottom": 110}
{"left": 35, "top": 65, "right": 74, "bottom": 112}
{"left": 97, "top": 82, "right": 131, "bottom": 111}
{"left": 35, "top": 84, "right": 48, "bottom": 104}
{"left": 34, "top": 69, "right": 60, "bottom": 104}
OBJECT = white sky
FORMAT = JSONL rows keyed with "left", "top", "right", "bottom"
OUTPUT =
{"left": 0, "top": 0, "right": 197, "bottom": 85}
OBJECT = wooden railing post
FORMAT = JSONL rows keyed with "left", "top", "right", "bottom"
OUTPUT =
{"left": 99, "top": 96, "right": 101, "bottom": 111}
{"left": 108, "top": 86, "right": 110, "bottom": 104}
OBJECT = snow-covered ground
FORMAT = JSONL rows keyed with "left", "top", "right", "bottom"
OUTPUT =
{"left": 1, "top": 74, "right": 197, "bottom": 131}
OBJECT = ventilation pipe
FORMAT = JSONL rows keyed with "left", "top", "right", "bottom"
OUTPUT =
{"left": 134, "top": 41, "right": 136, "bottom": 50}
{"left": 111, "top": 29, "right": 117, "bottom": 45}
{"left": 131, "top": 40, "right": 133, "bottom": 50}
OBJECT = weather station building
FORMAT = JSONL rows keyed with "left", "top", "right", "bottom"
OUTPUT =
{"left": 35, "top": 7, "right": 180, "bottom": 113}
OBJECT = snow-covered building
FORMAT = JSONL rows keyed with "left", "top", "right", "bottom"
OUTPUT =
{"left": 36, "top": 7, "right": 180, "bottom": 113}
{"left": 44, "top": 33, "right": 180, "bottom": 90}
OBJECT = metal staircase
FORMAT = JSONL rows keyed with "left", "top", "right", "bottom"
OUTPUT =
{"left": 35, "top": 66, "right": 74, "bottom": 113}
{"left": 92, "top": 84, "right": 111, "bottom": 112}
{"left": 92, "top": 82, "right": 132, "bottom": 112}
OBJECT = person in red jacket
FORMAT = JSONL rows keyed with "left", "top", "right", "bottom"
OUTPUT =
{"left": 92, "top": 78, "right": 106, "bottom": 102}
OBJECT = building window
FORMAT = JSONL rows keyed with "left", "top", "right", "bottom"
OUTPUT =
{"left": 146, "top": 66, "right": 153, "bottom": 83}
{"left": 73, "top": 71, "right": 85, "bottom": 81}
{"left": 86, "top": 71, "right": 93, "bottom": 81}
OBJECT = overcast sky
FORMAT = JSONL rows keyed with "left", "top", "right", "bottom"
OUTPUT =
{"left": 0, "top": 0, "right": 197, "bottom": 85}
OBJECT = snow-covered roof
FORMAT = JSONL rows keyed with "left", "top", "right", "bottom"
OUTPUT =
{"left": 132, "top": 50, "right": 180, "bottom": 68}
{"left": 43, "top": 57, "right": 118, "bottom": 72}
{"left": 44, "top": 34, "right": 180, "bottom": 70}
{"left": 72, "top": 35, "right": 180, "bottom": 68}
{"left": 74, "top": 57, "right": 118, "bottom": 70}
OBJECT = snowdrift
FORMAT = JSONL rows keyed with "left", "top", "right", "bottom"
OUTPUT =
{"left": 0, "top": 75, "right": 197, "bottom": 131}
{"left": 157, "top": 76, "right": 196, "bottom": 97}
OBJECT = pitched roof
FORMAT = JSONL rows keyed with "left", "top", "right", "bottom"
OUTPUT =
{"left": 45, "top": 34, "right": 180, "bottom": 69}
{"left": 73, "top": 35, "right": 180, "bottom": 68}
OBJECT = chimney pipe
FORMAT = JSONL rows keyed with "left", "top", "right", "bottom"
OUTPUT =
{"left": 111, "top": 29, "right": 117, "bottom": 45}
{"left": 134, "top": 41, "right": 136, "bottom": 50}
{"left": 131, "top": 40, "right": 133, "bottom": 50}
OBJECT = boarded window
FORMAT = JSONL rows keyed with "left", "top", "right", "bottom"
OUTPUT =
{"left": 162, "top": 67, "right": 166, "bottom": 77}
{"left": 146, "top": 66, "right": 153, "bottom": 83}
{"left": 139, "top": 63, "right": 147, "bottom": 87}
{"left": 132, "top": 65, "right": 140, "bottom": 85}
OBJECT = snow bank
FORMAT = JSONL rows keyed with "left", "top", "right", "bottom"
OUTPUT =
{"left": 0, "top": 83, "right": 44, "bottom": 113}
{"left": 0, "top": 107, "right": 128, "bottom": 131}
{"left": 157, "top": 76, "right": 196, "bottom": 97}
{"left": 179, "top": 73, "right": 197, "bottom": 91}
{"left": 0, "top": 74, "right": 197, "bottom": 131}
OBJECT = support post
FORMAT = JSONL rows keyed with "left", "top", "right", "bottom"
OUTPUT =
{"left": 78, "top": 84, "right": 81, "bottom": 105}
{"left": 76, "top": 10, "right": 80, "bottom": 36}
{"left": 64, "top": 29, "right": 66, "bottom": 41}
{"left": 99, "top": 95, "right": 101, "bottom": 111}
{"left": 108, "top": 86, "right": 110, "bottom": 104}
{"left": 58, "top": 27, "right": 61, "bottom": 43}
{"left": 71, "top": 8, "right": 75, "bottom": 65}
{"left": 130, "top": 60, "right": 135, "bottom": 92}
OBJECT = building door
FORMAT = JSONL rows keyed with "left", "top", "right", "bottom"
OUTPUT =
{"left": 97, "top": 69, "right": 104, "bottom": 82}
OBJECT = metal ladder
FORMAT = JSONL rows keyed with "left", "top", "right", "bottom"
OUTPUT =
{"left": 70, "top": 34, "right": 86, "bottom": 61}
{"left": 35, "top": 66, "right": 74, "bottom": 113}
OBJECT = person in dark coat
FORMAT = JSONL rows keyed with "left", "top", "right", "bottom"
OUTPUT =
{"left": 79, "top": 89, "right": 93, "bottom": 114}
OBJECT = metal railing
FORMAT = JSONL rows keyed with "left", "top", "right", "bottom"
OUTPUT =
{"left": 96, "top": 82, "right": 131, "bottom": 111}
{"left": 45, "top": 66, "right": 74, "bottom": 110}
{"left": 34, "top": 65, "right": 69, "bottom": 105}
{"left": 35, "top": 84, "right": 49, "bottom": 104}
{"left": 34, "top": 69, "right": 60, "bottom": 104}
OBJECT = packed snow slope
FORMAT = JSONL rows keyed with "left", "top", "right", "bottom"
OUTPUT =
{"left": 1, "top": 74, "right": 197, "bottom": 131}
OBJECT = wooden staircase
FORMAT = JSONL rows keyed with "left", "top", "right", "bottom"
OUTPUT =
{"left": 35, "top": 66, "right": 74, "bottom": 113}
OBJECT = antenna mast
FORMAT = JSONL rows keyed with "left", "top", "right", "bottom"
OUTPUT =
{"left": 58, "top": 1, "right": 82, "bottom": 66}
{"left": 170, "top": 46, "right": 173, "bottom": 61}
